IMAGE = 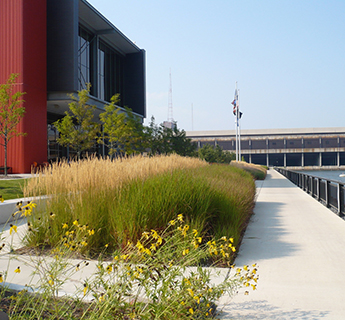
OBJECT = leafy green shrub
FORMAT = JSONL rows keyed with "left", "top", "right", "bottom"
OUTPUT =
{"left": 198, "top": 144, "right": 235, "bottom": 164}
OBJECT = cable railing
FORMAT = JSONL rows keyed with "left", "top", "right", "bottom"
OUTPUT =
{"left": 275, "top": 167, "right": 345, "bottom": 219}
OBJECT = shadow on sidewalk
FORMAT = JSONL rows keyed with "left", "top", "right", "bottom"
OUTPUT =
{"left": 238, "top": 201, "right": 300, "bottom": 261}
{"left": 220, "top": 300, "right": 330, "bottom": 320}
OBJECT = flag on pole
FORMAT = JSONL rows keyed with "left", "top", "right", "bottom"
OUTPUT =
{"left": 231, "top": 88, "right": 239, "bottom": 116}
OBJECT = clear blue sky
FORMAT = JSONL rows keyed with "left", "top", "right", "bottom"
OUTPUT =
{"left": 88, "top": 0, "right": 345, "bottom": 131}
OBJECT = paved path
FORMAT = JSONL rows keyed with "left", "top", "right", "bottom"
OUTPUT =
{"left": 219, "top": 169, "right": 345, "bottom": 320}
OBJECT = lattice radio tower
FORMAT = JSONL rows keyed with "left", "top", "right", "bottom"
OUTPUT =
{"left": 163, "top": 69, "right": 175, "bottom": 129}
{"left": 168, "top": 69, "right": 174, "bottom": 122}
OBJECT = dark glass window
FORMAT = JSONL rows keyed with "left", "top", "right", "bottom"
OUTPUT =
{"left": 78, "top": 27, "right": 93, "bottom": 91}
{"left": 98, "top": 42, "right": 124, "bottom": 103}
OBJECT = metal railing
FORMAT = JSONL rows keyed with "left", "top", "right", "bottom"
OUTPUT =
{"left": 275, "top": 167, "right": 345, "bottom": 219}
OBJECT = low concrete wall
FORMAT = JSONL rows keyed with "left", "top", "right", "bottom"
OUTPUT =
{"left": 0, "top": 197, "right": 47, "bottom": 225}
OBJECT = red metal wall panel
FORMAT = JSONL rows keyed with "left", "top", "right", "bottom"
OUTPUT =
{"left": 0, "top": 0, "right": 47, "bottom": 173}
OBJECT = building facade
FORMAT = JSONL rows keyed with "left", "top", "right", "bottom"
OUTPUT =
{"left": 0, "top": 0, "right": 146, "bottom": 173}
{"left": 187, "top": 128, "right": 345, "bottom": 168}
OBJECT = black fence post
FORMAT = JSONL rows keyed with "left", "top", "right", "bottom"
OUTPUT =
{"left": 326, "top": 180, "right": 330, "bottom": 208}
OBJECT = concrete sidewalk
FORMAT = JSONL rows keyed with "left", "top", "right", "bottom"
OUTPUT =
{"left": 219, "top": 169, "right": 345, "bottom": 319}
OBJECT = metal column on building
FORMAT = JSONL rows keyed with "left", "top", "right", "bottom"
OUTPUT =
{"left": 0, "top": 0, "right": 48, "bottom": 173}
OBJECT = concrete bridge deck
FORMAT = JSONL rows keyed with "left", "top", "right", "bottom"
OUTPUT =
{"left": 220, "top": 169, "right": 345, "bottom": 319}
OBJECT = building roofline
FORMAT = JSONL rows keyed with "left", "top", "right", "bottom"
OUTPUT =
{"left": 79, "top": 0, "right": 142, "bottom": 55}
{"left": 186, "top": 127, "right": 345, "bottom": 138}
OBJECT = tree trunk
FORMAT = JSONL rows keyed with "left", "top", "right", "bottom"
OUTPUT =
{"left": 4, "top": 137, "right": 7, "bottom": 176}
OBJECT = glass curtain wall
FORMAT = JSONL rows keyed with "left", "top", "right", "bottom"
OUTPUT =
{"left": 78, "top": 27, "right": 93, "bottom": 91}
{"left": 98, "top": 41, "right": 124, "bottom": 103}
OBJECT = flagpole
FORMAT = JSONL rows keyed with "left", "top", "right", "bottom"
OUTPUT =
{"left": 238, "top": 89, "right": 241, "bottom": 161}
{"left": 235, "top": 82, "right": 238, "bottom": 161}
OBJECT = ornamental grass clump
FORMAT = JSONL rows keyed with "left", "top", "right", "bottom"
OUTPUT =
{"left": 230, "top": 161, "right": 267, "bottom": 180}
{"left": 1, "top": 212, "right": 259, "bottom": 319}
{"left": 23, "top": 155, "right": 255, "bottom": 257}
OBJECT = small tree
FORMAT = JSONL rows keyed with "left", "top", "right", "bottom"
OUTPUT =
{"left": 144, "top": 116, "right": 162, "bottom": 155}
{"left": 144, "top": 118, "right": 197, "bottom": 157}
{"left": 99, "top": 95, "right": 145, "bottom": 157}
{"left": 198, "top": 144, "right": 235, "bottom": 163}
{"left": 0, "top": 74, "right": 26, "bottom": 176}
{"left": 53, "top": 85, "right": 100, "bottom": 160}
{"left": 170, "top": 124, "right": 197, "bottom": 157}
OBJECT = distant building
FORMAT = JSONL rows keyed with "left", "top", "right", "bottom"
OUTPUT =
{"left": 186, "top": 127, "right": 345, "bottom": 168}
{"left": 0, "top": 0, "right": 146, "bottom": 173}
{"left": 162, "top": 121, "right": 176, "bottom": 130}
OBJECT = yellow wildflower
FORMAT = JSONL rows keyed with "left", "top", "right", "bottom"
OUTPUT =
{"left": 182, "top": 248, "right": 189, "bottom": 256}
{"left": 177, "top": 214, "right": 183, "bottom": 222}
{"left": 136, "top": 240, "right": 144, "bottom": 250}
{"left": 106, "top": 265, "right": 113, "bottom": 274}
{"left": 62, "top": 223, "right": 68, "bottom": 229}
{"left": 25, "top": 201, "right": 36, "bottom": 209}
{"left": 194, "top": 295, "right": 200, "bottom": 304}
{"left": 189, "top": 308, "right": 194, "bottom": 315}
{"left": 9, "top": 224, "right": 17, "bottom": 235}
{"left": 21, "top": 207, "right": 32, "bottom": 217}
{"left": 88, "top": 229, "right": 95, "bottom": 236}
{"left": 169, "top": 219, "right": 176, "bottom": 225}
{"left": 14, "top": 266, "right": 20, "bottom": 274}
{"left": 187, "top": 288, "right": 194, "bottom": 297}
{"left": 0, "top": 196, "right": 4, "bottom": 203}
{"left": 151, "top": 229, "right": 159, "bottom": 239}
{"left": 182, "top": 225, "right": 189, "bottom": 237}
{"left": 73, "top": 220, "right": 79, "bottom": 226}
{"left": 98, "top": 293, "right": 105, "bottom": 302}
{"left": 192, "top": 229, "right": 198, "bottom": 236}
{"left": 0, "top": 274, "right": 3, "bottom": 283}
{"left": 83, "top": 284, "right": 88, "bottom": 296}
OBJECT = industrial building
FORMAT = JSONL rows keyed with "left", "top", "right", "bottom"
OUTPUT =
{"left": 0, "top": 0, "right": 146, "bottom": 173}
{"left": 187, "top": 127, "right": 345, "bottom": 168}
